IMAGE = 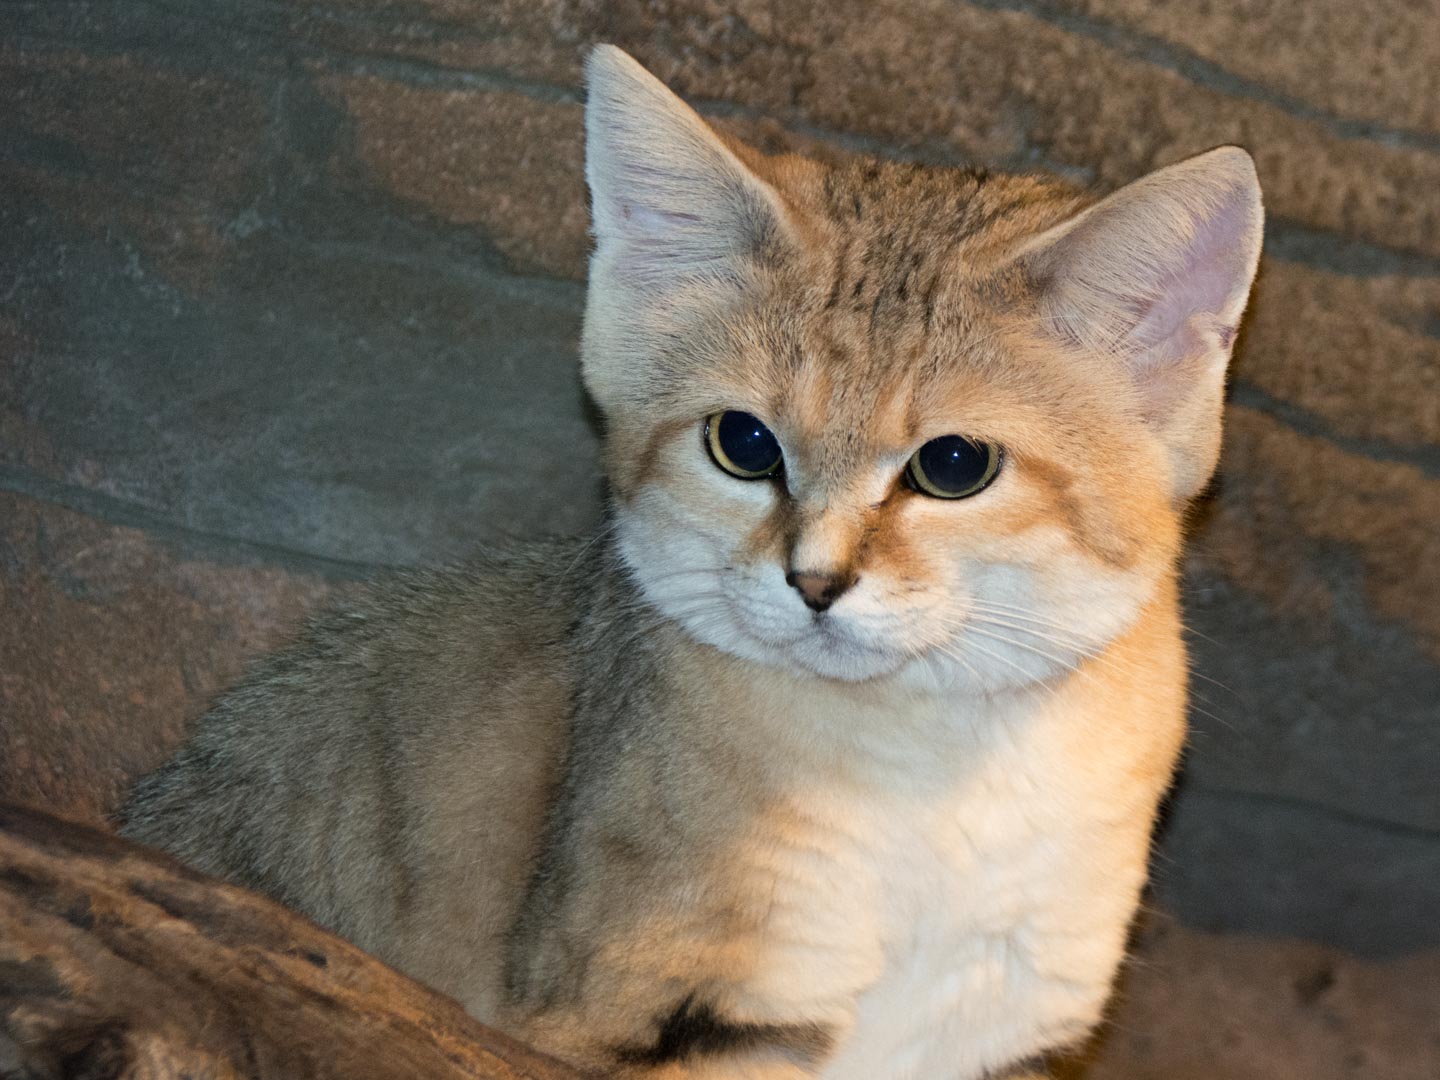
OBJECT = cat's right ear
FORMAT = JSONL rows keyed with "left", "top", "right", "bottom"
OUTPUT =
{"left": 1016, "top": 147, "right": 1264, "bottom": 503}
{"left": 585, "top": 46, "right": 792, "bottom": 288}
{"left": 582, "top": 46, "right": 793, "bottom": 409}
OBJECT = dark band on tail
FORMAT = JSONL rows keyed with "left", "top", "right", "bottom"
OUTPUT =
{"left": 615, "top": 994, "right": 834, "bottom": 1068}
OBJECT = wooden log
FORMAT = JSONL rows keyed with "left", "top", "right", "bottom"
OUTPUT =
{"left": 0, "top": 802, "right": 585, "bottom": 1079}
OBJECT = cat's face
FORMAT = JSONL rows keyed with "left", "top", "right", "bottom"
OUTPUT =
{"left": 580, "top": 47, "right": 1262, "bottom": 688}
{"left": 599, "top": 251, "right": 1179, "bottom": 687}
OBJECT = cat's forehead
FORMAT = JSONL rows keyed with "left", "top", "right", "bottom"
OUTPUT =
{"left": 773, "top": 157, "right": 1088, "bottom": 271}
{"left": 804, "top": 171, "right": 1075, "bottom": 343}
{"left": 753, "top": 158, "right": 1092, "bottom": 382}
{"left": 725, "top": 169, "right": 1086, "bottom": 441}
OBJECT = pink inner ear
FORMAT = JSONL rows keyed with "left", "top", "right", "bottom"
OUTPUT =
{"left": 1127, "top": 195, "right": 1254, "bottom": 359}
{"left": 614, "top": 201, "right": 708, "bottom": 245}
{"left": 594, "top": 149, "right": 771, "bottom": 286}
{"left": 586, "top": 47, "right": 795, "bottom": 292}
{"left": 602, "top": 193, "right": 723, "bottom": 284}
{"left": 1036, "top": 160, "right": 1261, "bottom": 439}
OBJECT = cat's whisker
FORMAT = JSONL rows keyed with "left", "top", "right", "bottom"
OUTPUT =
{"left": 957, "top": 623, "right": 1238, "bottom": 733}
{"left": 929, "top": 616, "right": 1230, "bottom": 728}
{"left": 935, "top": 631, "right": 1052, "bottom": 690}
{"left": 923, "top": 644, "right": 986, "bottom": 688}
{"left": 961, "top": 599, "right": 1221, "bottom": 682}
{"left": 959, "top": 607, "right": 1102, "bottom": 655}
{"left": 957, "top": 624, "right": 1168, "bottom": 716}
{"left": 1180, "top": 662, "right": 1242, "bottom": 700}
{"left": 961, "top": 599, "right": 1122, "bottom": 644}
{"left": 642, "top": 565, "right": 736, "bottom": 587}
{"left": 944, "top": 605, "right": 1189, "bottom": 685}
{"left": 954, "top": 606, "right": 1240, "bottom": 728}
{"left": 963, "top": 623, "right": 1082, "bottom": 675}
{"left": 962, "top": 620, "right": 1159, "bottom": 691}
{"left": 930, "top": 611, "right": 1097, "bottom": 666}
{"left": 1174, "top": 609, "right": 1229, "bottom": 650}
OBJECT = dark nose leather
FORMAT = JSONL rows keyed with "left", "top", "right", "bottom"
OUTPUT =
{"left": 785, "top": 570, "right": 856, "bottom": 613}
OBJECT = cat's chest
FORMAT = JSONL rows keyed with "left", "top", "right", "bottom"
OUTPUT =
{"left": 736, "top": 723, "right": 1144, "bottom": 1079}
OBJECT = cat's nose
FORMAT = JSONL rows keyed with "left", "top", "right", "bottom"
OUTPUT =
{"left": 785, "top": 570, "right": 856, "bottom": 613}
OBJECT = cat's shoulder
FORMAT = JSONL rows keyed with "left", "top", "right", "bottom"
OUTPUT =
{"left": 235, "top": 536, "right": 593, "bottom": 702}
{"left": 319, "top": 536, "right": 587, "bottom": 631}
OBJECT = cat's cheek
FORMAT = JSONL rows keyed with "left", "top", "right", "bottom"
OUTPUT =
{"left": 631, "top": 436, "right": 776, "bottom": 538}
{"left": 887, "top": 505, "right": 1009, "bottom": 610}
{"left": 965, "top": 533, "right": 1162, "bottom": 667}
{"left": 614, "top": 490, "right": 724, "bottom": 590}
{"left": 612, "top": 476, "right": 808, "bottom": 667}
{"left": 1041, "top": 556, "right": 1164, "bottom": 649}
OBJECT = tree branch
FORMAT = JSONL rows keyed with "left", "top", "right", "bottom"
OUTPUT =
{"left": 0, "top": 802, "right": 585, "bottom": 1080}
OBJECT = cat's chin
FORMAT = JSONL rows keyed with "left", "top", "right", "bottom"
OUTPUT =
{"left": 772, "top": 639, "right": 913, "bottom": 683}
{"left": 674, "top": 610, "right": 916, "bottom": 684}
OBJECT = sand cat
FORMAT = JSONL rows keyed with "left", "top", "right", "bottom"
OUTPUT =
{"left": 125, "top": 45, "right": 1263, "bottom": 1079}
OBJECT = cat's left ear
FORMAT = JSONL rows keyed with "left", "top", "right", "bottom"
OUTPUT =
{"left": 1019, "top": 147, "right": 1263, "bottom": 502}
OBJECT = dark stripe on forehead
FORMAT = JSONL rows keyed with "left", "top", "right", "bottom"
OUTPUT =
{"left": 823, "top": 236, "right": 852, "bottom": 310}
{"left": 868, "top": 291, "right": 886, "bottom": 340}
{"left": 921, "top": 269, "right": 941, "bottom": 336}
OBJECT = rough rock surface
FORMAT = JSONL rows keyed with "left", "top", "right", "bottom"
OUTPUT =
{"left": 3, "top": 0, "right": 1437, "bottom": 1074}
{"left": 1081, "top": 916, "right": 1440, "bottom": 1080}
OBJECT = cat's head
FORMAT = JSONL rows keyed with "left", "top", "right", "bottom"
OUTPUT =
{"left": 580, "top": 46, "right": 1262, "bottom": 689}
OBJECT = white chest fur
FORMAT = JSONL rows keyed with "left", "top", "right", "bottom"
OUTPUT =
{"left": 729, "top": 684, "right": 1164, "bottom": 1080}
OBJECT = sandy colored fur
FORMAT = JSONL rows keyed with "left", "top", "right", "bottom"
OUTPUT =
{"left": 124, "top": 45, "right": 1261, "bottom": 1080}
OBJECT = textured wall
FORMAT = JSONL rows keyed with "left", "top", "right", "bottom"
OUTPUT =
{"left": 3, "top": 0, "right": 1438, "bottom": 974}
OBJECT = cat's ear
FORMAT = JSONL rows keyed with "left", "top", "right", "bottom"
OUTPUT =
{"left": 582, "top": 46, "right": 795, "bottom": 411}
{"left": 584, "top": 45, "right": 793, "bottom": 292}
{"left": 1020, "top": 147, "right": 1263, "bottom": 502}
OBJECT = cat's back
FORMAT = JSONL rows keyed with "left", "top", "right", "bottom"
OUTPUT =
{"left": 121, "top": 537, "right": 584, "bottom": 976}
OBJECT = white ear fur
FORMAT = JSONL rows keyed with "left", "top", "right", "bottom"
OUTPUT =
{"left": 1022, "top": 147, "right": 1264, "bottom": 501}
{"left": 584, "top": 45, "right": 791, "bottom": 289}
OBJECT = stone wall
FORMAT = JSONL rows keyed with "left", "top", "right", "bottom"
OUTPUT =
{"left": 4, "top": 0, "right": 1438, "bottom": 963}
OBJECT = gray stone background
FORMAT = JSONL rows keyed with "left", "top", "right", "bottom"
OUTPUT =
{"left": 3, "top": 2, "right": 1438, "bottom": 1076}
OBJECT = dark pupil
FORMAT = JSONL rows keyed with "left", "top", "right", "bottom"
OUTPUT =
{"left": 717, "top": 411, "right": 780, "bottom": 474}
{"left": 918, "top": 436, "right": 989, "bottom": 493}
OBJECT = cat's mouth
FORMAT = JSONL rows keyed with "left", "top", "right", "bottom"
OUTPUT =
{"left": 732, "top": 604, "right": 917, "bottom": 682}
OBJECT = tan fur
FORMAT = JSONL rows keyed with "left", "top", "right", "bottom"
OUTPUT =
{"left": 124, "top": 46, "right": 1262, "bottom": 1080}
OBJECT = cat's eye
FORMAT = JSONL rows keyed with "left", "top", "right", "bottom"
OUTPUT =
{"left": 904, "top": 435, "right": 1001, "bottom": 499}
{"left": 705, "top": 411, "right": 783, "bottom": 480}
